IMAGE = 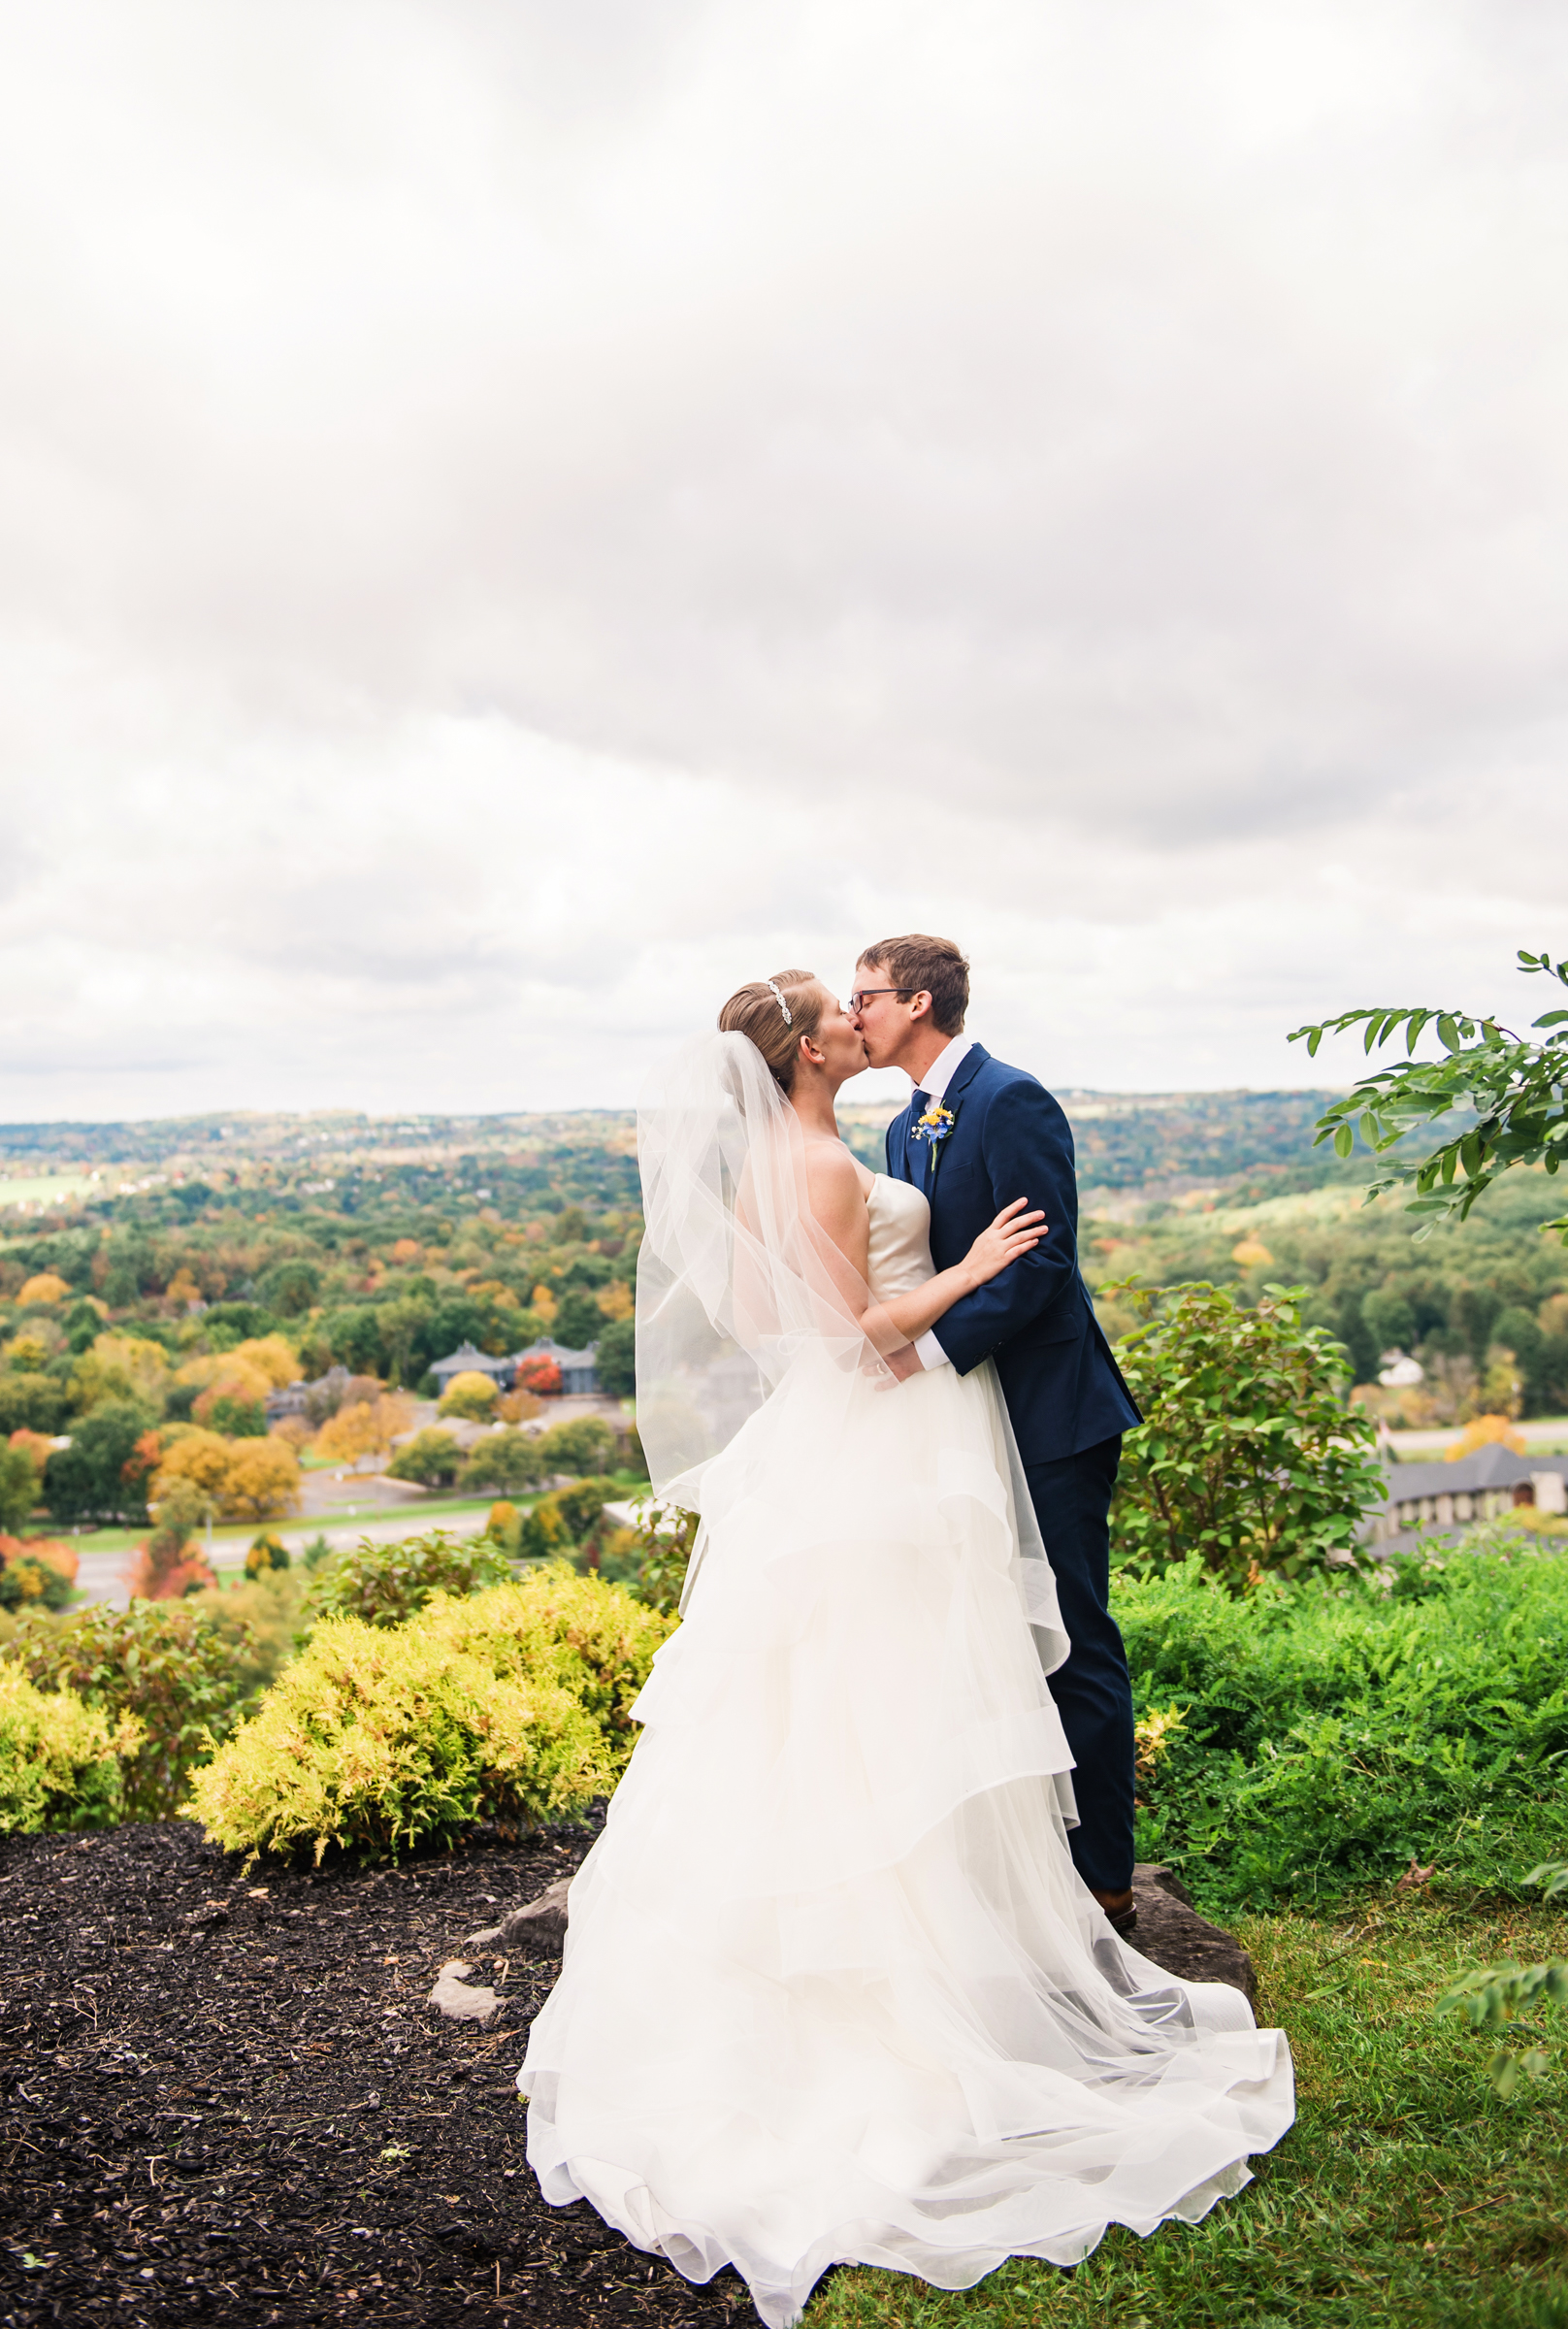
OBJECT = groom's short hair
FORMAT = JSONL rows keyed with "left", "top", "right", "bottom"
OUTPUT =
{"left": 857, "top": 935, "right": 969, "bottom": 1035}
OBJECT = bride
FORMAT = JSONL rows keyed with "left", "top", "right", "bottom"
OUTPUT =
{"left": 518, "top": 970, "right": 1294, "bottom": 2327}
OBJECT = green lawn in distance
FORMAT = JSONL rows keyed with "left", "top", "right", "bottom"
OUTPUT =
{"left": 810, "top": 1894, "right": 1568, "bottom": 2329}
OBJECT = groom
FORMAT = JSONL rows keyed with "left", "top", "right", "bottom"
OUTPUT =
{"left": 851, "top": 935, "right": 1143, "bottom": 1932}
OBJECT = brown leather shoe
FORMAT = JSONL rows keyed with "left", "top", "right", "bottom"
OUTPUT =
{"left": 1092, "top": 1886, "right": 1137, "bottom": 1939}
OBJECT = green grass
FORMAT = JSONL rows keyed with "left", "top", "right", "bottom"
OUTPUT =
{"left": 809, "top": 1895, "right": 1568, "bottom": 2329}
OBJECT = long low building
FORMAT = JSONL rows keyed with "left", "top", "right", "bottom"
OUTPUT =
{"left": 430, "top": 1336, "right": 601, "bottom": 1397}
{"left": 1367, "top": 1440, "right": 1568, "bottom": 1547}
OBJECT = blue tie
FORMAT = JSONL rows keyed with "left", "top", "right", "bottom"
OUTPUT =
{"left": 908, "top": 1091, "right": 931, "bottom": 1181}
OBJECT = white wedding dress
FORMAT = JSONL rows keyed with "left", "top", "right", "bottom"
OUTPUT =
{"left": 519, "top": 1173, "right": 1294, "bottom": 2327}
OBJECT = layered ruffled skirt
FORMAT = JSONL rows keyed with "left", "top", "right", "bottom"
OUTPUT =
{"left": 519, "top": 1353, "right": 1293, "bottom": 2326}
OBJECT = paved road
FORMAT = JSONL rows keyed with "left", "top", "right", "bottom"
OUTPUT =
{"left": 69, "top": 1505, "right": 494, "bottom": 1610}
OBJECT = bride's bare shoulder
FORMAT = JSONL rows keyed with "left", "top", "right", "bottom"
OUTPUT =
{"left": 801, "top": 1137, "right": 871, "bottom": 1211}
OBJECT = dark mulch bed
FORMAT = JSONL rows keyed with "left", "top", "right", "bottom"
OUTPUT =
{"left": 1, "top": 1826, "right": 1248, "bottom": 2329}
{"left": 0, "top": 1818, "right": 747, "bottom": 2329}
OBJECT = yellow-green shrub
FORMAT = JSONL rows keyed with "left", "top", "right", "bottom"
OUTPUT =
{"left": 186, "top": 1567, "right": 676, "bottom": 1864}
{"left": 415, "top": 1568, "right": 676, "bottom": 1768}
{"left": 0, "top": 1662, "right": 143, "bottom": 1833}
{"left": 186, "top": 1613, "right": 611, "bottom": 1863}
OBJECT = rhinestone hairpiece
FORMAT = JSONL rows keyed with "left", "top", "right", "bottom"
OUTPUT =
{"left": 766, "top": 979, "right": 793, "bottom": 1027}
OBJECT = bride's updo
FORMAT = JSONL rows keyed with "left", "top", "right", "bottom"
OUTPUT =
{"left": 718, "top": 969, "right": 826, "bottom": 1095}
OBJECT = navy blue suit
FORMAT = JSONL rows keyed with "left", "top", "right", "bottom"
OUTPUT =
{"left": 886, "top": 1043, "right": 1141, "bottom": 1891}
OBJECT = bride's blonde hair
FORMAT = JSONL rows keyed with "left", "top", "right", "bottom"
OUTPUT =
{"left": 718, "top": 969, "right": 826, "bottom": 1095}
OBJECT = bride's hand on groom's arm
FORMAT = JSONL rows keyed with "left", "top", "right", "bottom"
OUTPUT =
{"left": 963, "top": 1198, "right": 1047, "bottom": 1290}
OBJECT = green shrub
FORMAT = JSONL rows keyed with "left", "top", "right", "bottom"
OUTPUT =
{"left": 456, "top": 1427, "right": 545, "bottom": 1495}
{"left": 385, "top": 1427, "right": 462, "bottom": 1488}
{"left": 536, "top": 1417, "right": 615, "bottom": 1476}
{"left": 3, "top": 1599, "right": 255, "bottom": 1821}
{"left": 1118, "top": 1538, "right": 1568, "bottom": 1914}
{"left": 244, "top": 1531, "right": 291, "bottom": 1579}
{"left": 304, "top": 1527, "right": 511, "bottom": 1630}
{"left": 185, "top": 1612, "right": 609, "bottom": 1863}
{"left": 0, "top": 1662, "right": 143, "bottom": 1833}
{"left": 517, "top": 1497, "right": 572, "bottom": 1561}
{"left": 185, "top": 1567, "right": 312, "bottom": 1701}
{"left": 0, "top": 1540, "right": 78, "bottom": 1613}
{"left": 516, "top": 1477, "right": 618, "bottom": 1561}
{"left": 627, "top": 1499, "right": 699, "bottom": 1615}
{"left": 1107, "top": 1279, "right": 1386, "bottom": 1584}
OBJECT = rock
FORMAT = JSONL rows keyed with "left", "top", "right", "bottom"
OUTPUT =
{"left": 428, "top": 1961, "right": 503, "bottom": 2024}
{"left": 465, "top": 1877, "right": 570, "bottom": 1955}
{"left": 1129, "top": 1863, "right": 1257, "bottom": 2007}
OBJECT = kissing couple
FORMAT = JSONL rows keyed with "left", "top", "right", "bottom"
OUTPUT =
{"left": 519, "top": 935, "right": 1294, "bottom": 2328}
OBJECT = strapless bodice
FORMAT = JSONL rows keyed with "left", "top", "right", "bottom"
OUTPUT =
{"left": 866, "top": 1172, "right": 935, "bottom": 1299}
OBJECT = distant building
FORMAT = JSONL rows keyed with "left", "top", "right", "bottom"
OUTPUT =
{"left": 1367, "top": 1442, "right": 1568, "bottom": 1548}
{"left": 429, "top": 1341, "right": 512, "bottom": 1393}
{"left": 1377, "top": 1349, "right": 1424, "bottom": 1389}
{"left": 511, "top": 1337, "right": 600, "bottom": 1396}
{"left": 265, "top": 1379, "right": 309, "bottom": 1421}
{"left": 428, "top": 1336, "right": 602, "bottom": 1397}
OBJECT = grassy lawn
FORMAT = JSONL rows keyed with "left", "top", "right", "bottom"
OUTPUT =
{"left": 811, "top": 1895, "right": 1568, "bottom": 2329}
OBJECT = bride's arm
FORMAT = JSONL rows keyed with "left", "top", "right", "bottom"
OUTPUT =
{"left": 803, "top": 1145, "right": 1044, "bottom": 1347}
{"left": 873, "top": 1200, "right": 1045, "bottom": 1344}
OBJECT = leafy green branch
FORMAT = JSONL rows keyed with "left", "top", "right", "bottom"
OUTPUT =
{"left": 1437, "top": 1861, "right": 1568, "bottom": 2096}
{"left": 1287, "top": 947, "right": 1568, "bottom": 1239}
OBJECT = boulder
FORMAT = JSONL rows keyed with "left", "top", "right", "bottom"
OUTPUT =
{"left": 1129, "top": 1863, "right": 1257, "bottom": 2007}
{"left": 428, "top": 1961, "right": 503, "bottom": 2024}
{"left": 465, "top": 1877, "right": 571, "bottom": 1955}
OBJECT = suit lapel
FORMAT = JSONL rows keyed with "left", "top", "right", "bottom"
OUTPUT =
{"left": 888, "top": 1100, "right": 916, "bottom": 1184}
{"left": 921, "top": 1044, "right": 988, "bottom": 1208}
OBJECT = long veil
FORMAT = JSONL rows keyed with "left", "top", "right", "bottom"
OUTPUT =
{"left": 633, "top": 1032, "right": 904, "bottom": 1508}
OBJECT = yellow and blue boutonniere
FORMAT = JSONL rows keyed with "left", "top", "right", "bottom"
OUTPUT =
{"left": 909, "top": 1099, "right": 959, "bottom": 1175}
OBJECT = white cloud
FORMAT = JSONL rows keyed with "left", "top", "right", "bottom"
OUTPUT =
{"left": 0, "top": 0, "right": 1563, "bottom": 1118}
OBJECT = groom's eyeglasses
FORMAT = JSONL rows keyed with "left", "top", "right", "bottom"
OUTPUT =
{"left": 848, "top": 988, "right": 914, "bottom": 1012}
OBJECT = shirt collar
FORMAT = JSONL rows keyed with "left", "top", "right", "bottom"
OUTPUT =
{"left": 915, "top": 1033, "right": 974, "bottom": 1105}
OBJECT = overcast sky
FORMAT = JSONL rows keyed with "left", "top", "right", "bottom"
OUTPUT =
{"left": 0, "top": 0, "right": 1564, "bottom": 1122}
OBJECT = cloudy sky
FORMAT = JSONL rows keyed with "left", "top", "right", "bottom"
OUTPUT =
{"left": 1, "top": 0, "right": 1564, "bottom": 1121}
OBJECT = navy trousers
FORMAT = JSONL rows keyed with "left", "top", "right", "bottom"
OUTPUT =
{"left": 1023, "top": 1434, "right": 1135, "bottom": 1894}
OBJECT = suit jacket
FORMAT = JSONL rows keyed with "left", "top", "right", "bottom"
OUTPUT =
{"left": 885, "top": 1044, "right": 1141, "bottom": 1465}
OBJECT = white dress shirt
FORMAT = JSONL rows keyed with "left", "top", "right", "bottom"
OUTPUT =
{"left": 905, "top": 1035, "right": 975, "bottom": 1370}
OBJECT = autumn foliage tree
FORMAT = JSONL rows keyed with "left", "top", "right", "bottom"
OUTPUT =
{"left": 313, "top": 1392, "right": 415, "bottom": 1469}
{"left": 151, "top": 1431, "right": 300, "bottom": 1523}
{"left": 438, "top": 1370, "right": 500, "bottom": 1422}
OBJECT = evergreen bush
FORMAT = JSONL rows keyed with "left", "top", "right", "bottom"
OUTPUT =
{"left": 185, "top": 1613, "right": 609, "bottom": 1863}
{"left": 0, "top": 1662, "right": 142, "bottom": 1833}
{"left": 1120, "top": 1536, "right": 1568, "bottom": 1913}
{"left": 414, "top": 1569, "right": 674, "bottom": 1758}
{"left": 4, "top": 1600, "right": 253, "bottom": 1821}
{"left": 187, "top": 1570, "right": 674, "bottom": 1861}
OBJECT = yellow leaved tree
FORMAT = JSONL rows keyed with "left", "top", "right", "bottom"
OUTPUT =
{"left": 314, "top": 1393, "right": 415, "bottom": 1468}
{"left": 152, "top": 1431, "right": 300, "bottom": 1522}
{"left": 16, "top": 1272, "right": 72, "bottom": 1306}
{"left": 72, "top": 1334, "right": 173, "bottom": 1412}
